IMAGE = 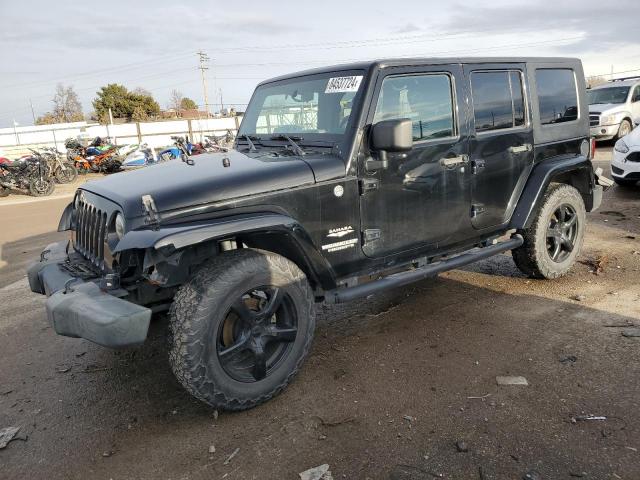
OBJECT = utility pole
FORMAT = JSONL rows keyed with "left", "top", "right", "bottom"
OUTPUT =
{"left": 197, "top": 51, "right": 210, "bottom": 117}
{"left": 29, "top": 99, "right": 36, "bottom": 124}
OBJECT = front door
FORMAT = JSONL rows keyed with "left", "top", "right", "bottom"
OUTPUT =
{"left": 466, "top": 65, "right": 534, "bottom": 229}
{"left": 631, "top": 85, "right": 640, "bottom": 126}
{"left": 359, "top": 65, "right": 472, "bottom": 258}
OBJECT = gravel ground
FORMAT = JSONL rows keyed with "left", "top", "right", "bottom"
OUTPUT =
{"left": 0, "top": 147, "right": 638, "bottom": 480}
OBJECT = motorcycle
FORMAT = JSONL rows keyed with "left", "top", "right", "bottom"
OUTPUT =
{"left": 64, "top": 137, "right": 121, "bottom": 174}
{"left": 121, "top": 143, "right": 159, "bottom": 169}
{"left": 0, "top": 151, "right": 55, "bottom": 197}
{"left": 39, "top": 147, "right": 78, "bottom": 184}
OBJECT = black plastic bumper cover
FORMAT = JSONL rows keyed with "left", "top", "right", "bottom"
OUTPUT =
{"left": 28, "top": 241, "right": 151, "bottom": 348}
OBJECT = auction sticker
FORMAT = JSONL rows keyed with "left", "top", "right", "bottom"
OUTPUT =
{"left": 325, "top": 76, "right": 363, "bottom": 93}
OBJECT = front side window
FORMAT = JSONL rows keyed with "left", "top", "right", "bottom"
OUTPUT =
{"left": 536, "top": 69, "right": 579, "bottom": 124}
{"left": 373, "top": 74, "right": 455, "bottom": 141}
{"left": 470, "top": 70, "right": 526, "bottom": 132}
{"left": 239, "top": 71, "right": 365, "bottom": 139}
{"left": 632, "top": 86, "right": 640, "bottom": 103}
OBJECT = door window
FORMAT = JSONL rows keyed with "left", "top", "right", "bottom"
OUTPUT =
{"left": 535, "top": 69, "right": 578, "bottom": 124}
{"left": 373, "top": 74, "right": 455, "bottom": 141}
{"left": 470, "top": 71, "right": 526, "bottom": 132}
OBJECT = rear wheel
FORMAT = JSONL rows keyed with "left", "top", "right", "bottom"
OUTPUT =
{"left": 512, "top": 184, "right": 586, "bottom": 279}
{"left": 169, "top": 249, "right": 315, "bottom": 411}
{"left": 54, "top": 163, "right": 78, "bottom": 183}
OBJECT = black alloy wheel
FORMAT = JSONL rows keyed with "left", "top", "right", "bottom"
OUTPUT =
{"left": 217, "top": 286, "right": 298, "bottom": 382}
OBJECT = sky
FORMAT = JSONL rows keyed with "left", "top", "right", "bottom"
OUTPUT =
{"left": 1, "top": 0, "right": 639, "bottom": 128}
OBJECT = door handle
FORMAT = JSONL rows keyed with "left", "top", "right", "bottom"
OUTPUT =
{"left": 509, "top": 144, "right": 532, "bottom": 154}
{"left": 440, "top": 155, "right": 468, "bottom": 168}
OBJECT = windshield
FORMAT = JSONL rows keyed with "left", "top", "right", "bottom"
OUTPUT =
{"left": 587, "top": 86, "right": 630, "bottom": 105}
{"left": 239, "top": 70, "right": 366, "bottom": 141}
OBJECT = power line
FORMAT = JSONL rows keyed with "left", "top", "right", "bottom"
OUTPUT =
{"left": 197, "top": 51, "right": 211, "bottom": 117}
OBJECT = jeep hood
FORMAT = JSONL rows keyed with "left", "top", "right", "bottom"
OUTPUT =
{"left": 80, "top": 149, "right": 337, "bottom": 216}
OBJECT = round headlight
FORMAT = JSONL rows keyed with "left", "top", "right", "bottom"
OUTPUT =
{"left": 115, "top": 213, "right": 125, "bottom": 239}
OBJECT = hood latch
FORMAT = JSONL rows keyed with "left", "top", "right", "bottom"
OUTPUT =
{"left": 142, "top": 194, "right": 161, "bottom": 230}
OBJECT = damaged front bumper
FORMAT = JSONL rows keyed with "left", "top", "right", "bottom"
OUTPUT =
{"left": 28, "top": 240, "right": 151, "bottom": 348}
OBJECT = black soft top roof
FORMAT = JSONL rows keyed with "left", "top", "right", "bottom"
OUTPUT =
{"left": 259, "top": 57, "right": 581, "bottom": 85}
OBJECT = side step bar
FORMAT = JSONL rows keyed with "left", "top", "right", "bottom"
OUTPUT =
{"left": 325, "top": 234, "right": 524, "bottom": 304}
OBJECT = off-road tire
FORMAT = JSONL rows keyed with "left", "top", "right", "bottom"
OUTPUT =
{"left": 613, "top": 177, "right": 637, "bottom": 187}
{"left": 512, "top": 183, "right": 586, "bottom": 279}
{"left": 169, "top": 248, "right": 315, "bottom": 411}
{"left": 0, "top": 187, "right": 9, "bottom": 197}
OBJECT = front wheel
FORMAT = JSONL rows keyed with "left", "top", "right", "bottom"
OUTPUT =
{"left": 512, "top": 184, "right": 586, "bottom": 279}
{"left": 616, "top": 119, "right": 632, "bottom": 141}
{"left": 29, "top": 176, "right": 55, "bottom": 197}
{"left": 169, "top": 249, "right": 315, "bottom": 411}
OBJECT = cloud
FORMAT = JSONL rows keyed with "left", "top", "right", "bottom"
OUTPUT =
{"left": 393, "top": 23, "right": 422, "bottom": 34}
{"left": 442, "top": 0, "right": 640, "bottom": 53}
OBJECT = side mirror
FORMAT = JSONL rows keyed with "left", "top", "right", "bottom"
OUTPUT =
{"left": 368, "top": 119, "right": 413, "bottom": 171}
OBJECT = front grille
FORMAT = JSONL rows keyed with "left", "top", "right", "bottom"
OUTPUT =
{"left": 589, "top": 113, "right": 600, "bottom": 126}
{"left": 612, "top": 165, "right": 624, "bottom": 175}
{"left": 75, "top": 197, "right": 108, "bottom": 267}
{"left": 626, "top": 152, "right": 640, "bottom": 163}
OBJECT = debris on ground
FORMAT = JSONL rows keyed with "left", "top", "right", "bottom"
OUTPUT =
{"left": 56, "top": 366, "right": 71, "bottom": 373}
{"left": 523, "top": 470, "right": 542, "bottom": 480}
{"left": 559, "top": 355, "right": 578, "bottom": 364}
{"left": 313, "top": 415, "right": 355, "bottom": 427}
{"left": 0, "top": 426, "right": 20, "bottom": 449}
{"left": 208, "top": 445, "right": 216, "bottom": 454}
{"left": 621, "top": 328, "right": 640, "bottom": 338}
{"left": 496, "top": 376, "right": 529, "bottom": 386}
{"left": 580, "top": 254, "right": 608, "bottom": 275}
{"left": 467, "top": 393, "right": 491, "bottom": 400}
{"left": 102, "top": 450, "right": 114, "bottom": 457}
{"left": 223, "top": 447, "right": 240, "bottom": 465}
{"left": 402, "top": 415, "right": 415, "bottom": 423}
{"left": 455, "top": 440, "right": 468, "bottom": 452}
{"left": 569, "top": 471, "right": 587, "bottom": 477}
{"left": 213, "top": 410, "right": 219, "bottom": 421}
{"left": 299, "top": 463, "right": 333, "bottom": 480}
{"left": 572, "top": 294, "right": 587, "bottom": 302}
{"left": 572, "top": 415, "right": 607, "bottom": 422}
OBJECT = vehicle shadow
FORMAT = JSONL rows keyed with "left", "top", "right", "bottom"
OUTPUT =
{"left": 0, "top": 230, "right": 67, "bottom": 288}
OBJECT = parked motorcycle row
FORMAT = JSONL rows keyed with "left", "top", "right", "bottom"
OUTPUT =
{"left": 0, "top": 130, "right": 235, "bottom": 198}
{"left": 0, "top": 147, "right": 76, "bottom": 197}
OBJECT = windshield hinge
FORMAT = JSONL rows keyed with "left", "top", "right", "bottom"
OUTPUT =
{"left": 359, "top": 178, "right": 379, "bottom": 195}
{"left": 142, "top": 194, "right": 161, "bottom": 230}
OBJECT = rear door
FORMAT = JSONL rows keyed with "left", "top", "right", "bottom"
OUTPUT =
{"left": 631, "top": 84, "right": 640, "bottom": 126}
{"left": 466, "top": 64, "right": 534, "bottom": 229}
{"left": 359, "top": 64, "right": 472, "bottom": 258}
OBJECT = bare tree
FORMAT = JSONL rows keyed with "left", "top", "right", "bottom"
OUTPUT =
{"left": 169, "top": 89, "right": 184, "bottom": 117}
{"left": 586, "top": 75, "right": 608, "bottom": 88}
{"left": 132, "top": 87, "right": 153, "bottom": 97}
{"left": 52, "top": 84, "right": 83, "bottom": 122}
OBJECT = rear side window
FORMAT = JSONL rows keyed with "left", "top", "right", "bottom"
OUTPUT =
{"left": 471, "top": 71, "right": 526, "bottom": 132}
{"left": 373, "top": 73, "right": 455, "bottom": 141}
{"left": 536, "top": 69, "right": 578, "bottom": 124}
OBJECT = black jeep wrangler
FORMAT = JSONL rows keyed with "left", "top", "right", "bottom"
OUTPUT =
{"left": 29, "top": 57, "right": 606, "bottom": 410}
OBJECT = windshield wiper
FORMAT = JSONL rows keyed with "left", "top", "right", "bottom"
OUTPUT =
{"left": 270, "top": 134, "right": 306, "bottom": 156}
{"left": 239, "top": 134, "right": 259, "bottom": 152}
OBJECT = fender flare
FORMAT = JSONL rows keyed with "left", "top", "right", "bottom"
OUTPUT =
{"left": 113, "top": 212, "right": 337, "bottom": 290}
{"left": 509, "top": 154, "right": 595, "bottom": 229}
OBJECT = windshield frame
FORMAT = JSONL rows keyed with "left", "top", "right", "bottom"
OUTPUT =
{"left": 238, "top": 69, "right": 368, "bottom": 147}
{"left": 587, "top": 86, "right": 630, "bottom": 105}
